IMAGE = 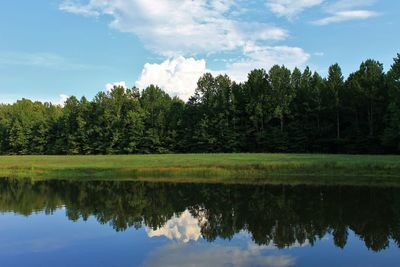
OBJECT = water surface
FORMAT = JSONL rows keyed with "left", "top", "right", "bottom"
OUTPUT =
{"left": 0, "top": 178, "right": 399, "bottom": 267}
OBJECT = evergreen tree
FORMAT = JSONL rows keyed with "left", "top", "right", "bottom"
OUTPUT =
{"left": 383, "top": 54, "right": 400, "bottom": 152}
{"left": 269, "top": 65, "right": 294, "bottom": 133}
{"left": 327, "top": 64, "right": 344, "bottom": 141}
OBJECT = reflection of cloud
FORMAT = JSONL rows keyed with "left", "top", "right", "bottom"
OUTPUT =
{"left": 146, "top": 210, "right": 204, "bottom": 243}
{"left": 141, "top": 242, "right": 295, "bottom": 267}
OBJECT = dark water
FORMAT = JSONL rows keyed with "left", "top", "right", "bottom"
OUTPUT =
{"left": 1, "top": 178, "right": 400, "bottom": 267}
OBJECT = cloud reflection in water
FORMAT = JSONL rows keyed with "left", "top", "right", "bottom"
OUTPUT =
{"left": 146, "top": 210, "right": 205, "bottom": 243}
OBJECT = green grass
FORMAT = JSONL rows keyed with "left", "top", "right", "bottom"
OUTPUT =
{"left": 1, "top": 153, "right": 400, "bottom": 185}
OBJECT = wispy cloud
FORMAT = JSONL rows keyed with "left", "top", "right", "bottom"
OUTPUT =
{"left": 60, "top": 0, "right": 100, "bottom": 17}
{"left": 313, "top": 10, "right": 380, "bottom": 25}
{"left": 327, "top": 0, "right": 378, "bottom": 12}
{"left": 313, "top": 0, "right": 380, "bottom": 26}
{"left": 0, "top": 52, "right": 104, "bottom": 70}
{"left": 266, "top": 0, "right": 325, "bottom": 19}
{"left": 60, "top": 0, "right": 288, "bottom": 57}
{"left": 265, "top": 0, "right": 380, "bottom": 25}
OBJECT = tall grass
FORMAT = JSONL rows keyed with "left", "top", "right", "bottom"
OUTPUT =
{"left": 1, "top": 153, "right": 400, "bottom": 185}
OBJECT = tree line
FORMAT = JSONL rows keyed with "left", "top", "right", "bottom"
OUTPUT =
{"left": 1, "top": 54, "right": 399, "bottom": 155}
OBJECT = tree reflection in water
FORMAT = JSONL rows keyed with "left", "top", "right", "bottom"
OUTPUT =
{"left": 0, "top": 177, "right": 399, "bottom": 252}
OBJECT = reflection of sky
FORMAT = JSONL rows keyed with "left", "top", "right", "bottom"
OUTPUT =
{"left": 141, "top": 242, "right": 295, "bottom": 267}
{"left": 1, "top": 210, "right": 400, "bottom": 267}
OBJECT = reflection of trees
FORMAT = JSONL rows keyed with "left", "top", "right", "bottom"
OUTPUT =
{"left": 0, "top": 178, "right": 400, "bottom": 252}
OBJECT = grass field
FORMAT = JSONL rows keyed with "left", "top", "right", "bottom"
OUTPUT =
{"left": 1, "top": 153, "right": 400, "bottom": 185}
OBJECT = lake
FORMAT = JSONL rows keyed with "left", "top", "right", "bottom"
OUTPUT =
{"left": 0, "top": 178, "right": 399, "bottom": 267}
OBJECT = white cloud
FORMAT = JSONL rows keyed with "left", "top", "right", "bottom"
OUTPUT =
{"left": 146, "top": 209, "right": 206, "bottom": 243}
{"left": 142, "top": 242, "right": 296, "bottom": 267}
{"left": 60, "top": 0, "right": 100, "bottom": 16}
{"left": 219, "top": 45, "right": 310, "bottom": 82}
{"left": 58, "top": 94, "right": 70, "bottom": 106}
{"left": 61, "top": 0, "right": 312, "bottom": 91}
{"left": 327, "top": 0, "right": 377, "bottom": 12}
{"left": 313, "top": 0, "right": 380, "bottom": 26}
{"left": 0, "top": 96, "right": 16, "bottom": 105}
{"left": 60, "top": 0, "right": 287, "bottom": 56}
{"left": 0, "top": 94, "right": 70, "bottom": 106}
{"left": 313, "top": 10, "right": 379, "bottom": 25}
{"left": 136, "top": 57, "right": 207, "bottom": 101}
{"left": 266, "top": 0, "right": 324, "bottom": 19}
{"left": 105, "top": 81, "right": 127, "bottom": 92}
{"left": 136, "top": 48, "right": 309, "bottom": 100}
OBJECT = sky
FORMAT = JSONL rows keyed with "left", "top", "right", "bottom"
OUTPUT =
{"left": 0, "top": 0, "right": 399, "bottom": 103}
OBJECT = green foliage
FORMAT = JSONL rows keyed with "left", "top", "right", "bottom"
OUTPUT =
{"left": 383, "top": 54, "right": 400, "bottom": 152}
{"left": 1, "top": 54, "right": 400, "bottom": 154}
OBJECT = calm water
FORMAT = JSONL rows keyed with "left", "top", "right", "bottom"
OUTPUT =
{"left": 1, "top": 178, "right": 400, "bottom": 267}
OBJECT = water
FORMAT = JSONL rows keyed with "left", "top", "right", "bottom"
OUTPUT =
{"left": 0, "top": 178, "right": 400, "bottom": 267}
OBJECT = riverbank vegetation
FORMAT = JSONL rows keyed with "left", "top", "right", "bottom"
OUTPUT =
{"left": 0, "top": 54, "right": 400, "bottom": 155}
{"left": 1, "top": 154, "right": 400, "bottom": 185}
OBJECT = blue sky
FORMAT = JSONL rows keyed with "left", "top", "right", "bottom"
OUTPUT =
{"left": 0, "top": 0, "right": 399, "bottom": 103}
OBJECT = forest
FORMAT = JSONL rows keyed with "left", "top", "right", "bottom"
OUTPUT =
{"left": 0, "top": 54, "right": 399, "bottom": 155}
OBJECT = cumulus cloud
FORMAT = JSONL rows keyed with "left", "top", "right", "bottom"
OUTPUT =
{"left": 141, "top": 242, "right": 296, "bottom": 267}
{"left": 61, "top": 0, "right": 312, "bottom": 93}
{"left": 136, "top": 57, "right": 207, "bottom": 101}
{"left": 136, "top": 48, "right": 309, "bottom": 100}
{"left": 105, "top": 81, "right": 127, "bottom": 92}
{"left": 266, "top": 0, "right": 324, "bottom": 19}
{"left": 58, "top": 94, "right": 70, "bottom": 106}
{"left": 146, "top": 209, "right": 205, "bottom": 243}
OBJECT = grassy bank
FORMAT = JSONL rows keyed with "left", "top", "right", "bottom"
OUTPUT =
{"left": 1, "top": 153, "right": 400, "bottom": 185}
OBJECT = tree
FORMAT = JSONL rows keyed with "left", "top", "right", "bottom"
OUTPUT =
{"left": 140, "top": 85, "right": 173, "bottom": 153}
{"left": 290, "top": 67, "right": 313, "bottom": 151}
{"left": 357, "top": 60, "right": 386, "bottom": 138}
{"left": 383, "top": 54, "right": 400, "bottom": 152}
{"left": 269, "top": 65, "right": 293, "bottom": 133}
{"left": 327, "top": 64, "right": 344, "bottom": 140}
{"left": 244, "top": 69, "right": 273, "bottom": 150}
